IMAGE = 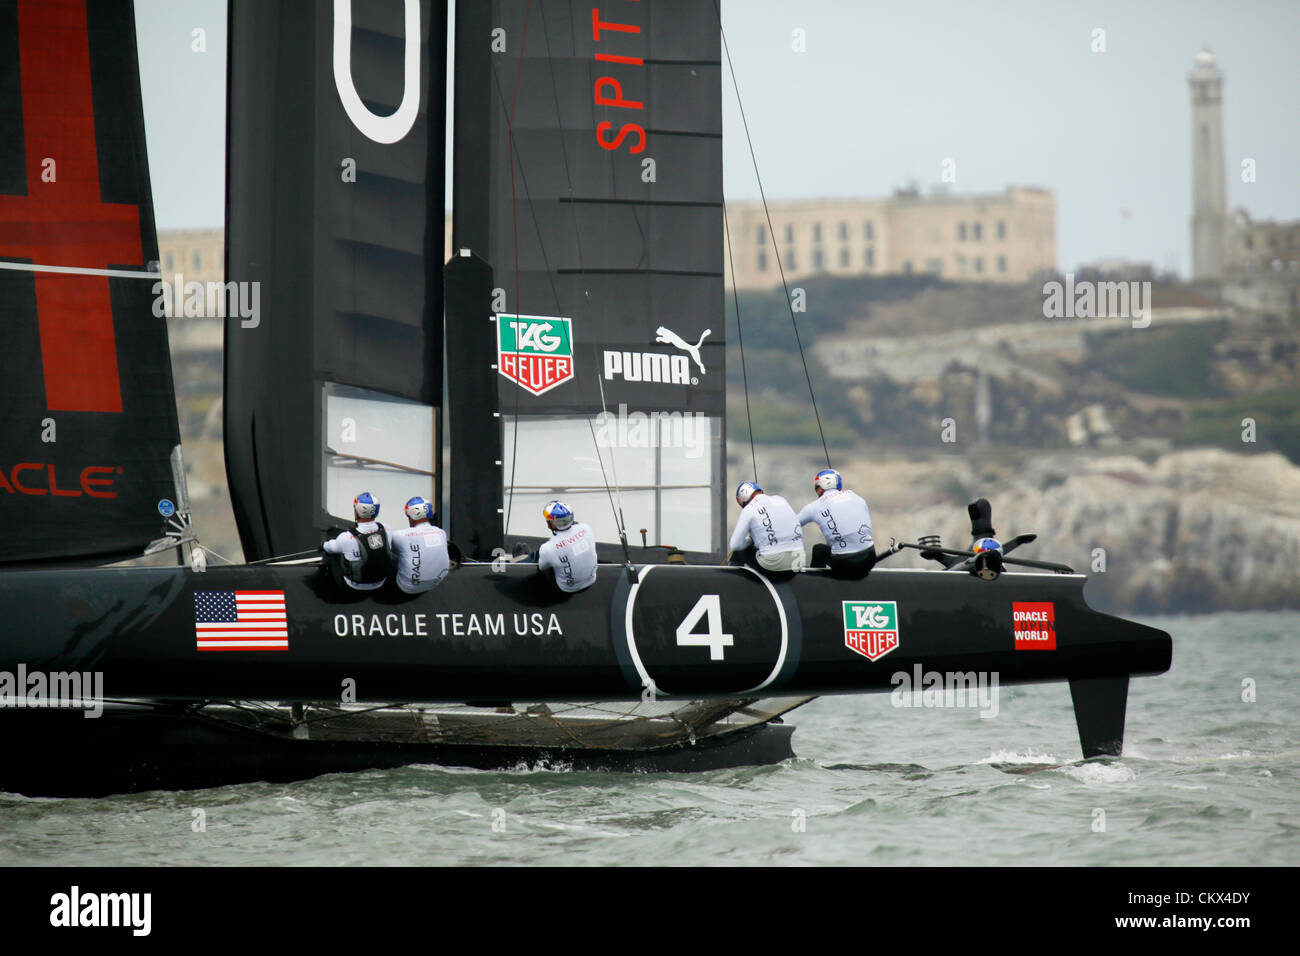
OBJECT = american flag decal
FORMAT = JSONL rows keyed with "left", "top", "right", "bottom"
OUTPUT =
{"left": 194, "top": 590, "right": 289, "bottom": 651}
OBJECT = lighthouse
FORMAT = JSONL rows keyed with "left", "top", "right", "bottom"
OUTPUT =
{"left": 1189, "top": 49, "right": 1228, "bottom": 280}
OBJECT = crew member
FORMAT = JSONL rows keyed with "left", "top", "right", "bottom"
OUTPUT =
{"left": 797, "top": 469, "right": 876, "bottom": 579}
{"left": 728, "top": 481, "right": 805, "bottom": 576}
{"left": 322, "top": 492, "right": 393, "bottom": 591}
{"left": 388, "top": 496, "right": 451, "bottom": 594}
{"left": 537, "top": 500, "right": 598, "bottom": 594}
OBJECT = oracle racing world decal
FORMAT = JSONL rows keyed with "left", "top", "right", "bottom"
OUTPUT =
{"left": 843, "top": 600, "right": 899, "bottom": 661}
{"left": 497, "top": 313, "right": 574, "bottom": 395}
{"left": 1012, "top": 601, "right": 1056, "bottom": 649}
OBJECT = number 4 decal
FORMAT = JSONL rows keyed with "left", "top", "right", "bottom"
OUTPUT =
{"left": 676, "top": 594, "right": 734, "bottom": 661}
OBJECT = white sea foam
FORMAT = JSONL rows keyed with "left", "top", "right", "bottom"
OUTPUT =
{"left": 976, "top": 749, "right": 1062, "bottom": 766}
{"left": 1060, "top": 762, "right": 1137, "bottom": 785}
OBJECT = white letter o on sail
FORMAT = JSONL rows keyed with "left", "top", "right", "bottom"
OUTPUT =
{"left": 333, "top": 0, "right": 420, "bottom": 144}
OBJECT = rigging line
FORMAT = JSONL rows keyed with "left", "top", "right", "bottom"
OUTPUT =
{"left": 191, "top": 543, "right": 236, "bottom": 565}
{"left": 537, "top": 3, "right": 625, "bottom": 537}
{"left": 537, "top": 1, "right": 588, "bottom": 277}
{"left": 585, "top": 415, "right": 623, "bottom": 537}
{"left": 490, "top": 54, "right": 620, "bottom": 543}
{"left": 722, "top": 201, "right": 759, "bottom": 482}
{"left": 594, "top": 373, "right": 625, "bottom": 531}
{"left": 538, "top": 2, "right": 616, "bottom": 526}
{"left": 596, "top": 371, "right": 634, "bottom": 568}
{"left": 714, "top": 1, "right": 832, "bottom": 469}
{"left": 246, "top": 549, "right": 319, "bottom": 565}
{"left": 503, "top": 0, "right": 533, "bottom": 538}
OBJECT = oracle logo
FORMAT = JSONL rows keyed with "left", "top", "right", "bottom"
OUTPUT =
{"left": 0, "top": 464, "right": 118, "bottom": 498}
{"left": 332, "top": 0, "right": 420, "bottom": 144}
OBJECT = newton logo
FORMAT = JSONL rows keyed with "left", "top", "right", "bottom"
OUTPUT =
{"left": 497, "top": 314, "right": 574, "bottom": 396}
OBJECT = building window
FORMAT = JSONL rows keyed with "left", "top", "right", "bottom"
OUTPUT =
{"left": 164, "top": 252, "right": 174, "bottom": 271}
{"left": 902, "top": 260, "right": 913, "bottom": 274}
{"left": 839, "top": 248, "right": 849, "bottom": 268}
{"left": 813, "top": 248, "right": 824, "bottom": 270}
{"left": 974, "top": 257, "right": 984, "bottom": 274}
{"left": 813, "top": 223, "right": 822, "bottom": 243}
{"left": 996, "top": 220, "right": 1006, "bottom": 240}
{"left": 957, "top": 222, "right": 967, "bottom": 241}
{"left": 957, "top": 255, "right": 967, "bottom": 274}
{"left": 787, "top": 249, "right": 796, "bottom": 270}
{"left": 756, "top": 223, "right": 766, "bottom": 245}
{"left": 864, "top": 221, "right": 874, "bottom": 241}
{"left": 784, "top": 224, "right": 794, "bottom": 243}
{"left": 865, "top": 248, "right": 874, "bottom": 268}
{"left": 926, "top": 258, "right": 942, "bottom": 275}
{"left": 838, "top": 221, "right": 848, "bottom": 241}
{"left": 997, "top": 255, "right": 1007, "bottom": 273}
{"left": 973, "top": 222, "right": 983, "bottom": 241}
{"left": 192, "top": 251, "right": 202, "bottom": 271}
{"left": 757, "top": 250, "right": 767, "bottom": 272}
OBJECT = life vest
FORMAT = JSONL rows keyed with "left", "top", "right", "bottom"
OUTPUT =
{"left": 347, "top": 523, "right": 393, "bottom": 584}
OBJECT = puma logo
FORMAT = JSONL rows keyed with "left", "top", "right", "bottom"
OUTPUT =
{"left": 655, "top": 326, "right": 710, "bottom": 374}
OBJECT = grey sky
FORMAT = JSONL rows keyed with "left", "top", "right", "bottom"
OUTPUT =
{"left": 135, "top": 0, "right": 1299, "bottom": 276}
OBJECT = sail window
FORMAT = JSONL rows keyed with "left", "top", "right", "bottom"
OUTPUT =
{"left": 322, "top": 383, "right": 435, "bottom": 524}
{"left": 503, "top": 414, "right": 720, "bottom": 555}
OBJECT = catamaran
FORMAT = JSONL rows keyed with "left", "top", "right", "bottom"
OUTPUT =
{"left": 0, "top": 0, "right": 1170, "bottom": 797}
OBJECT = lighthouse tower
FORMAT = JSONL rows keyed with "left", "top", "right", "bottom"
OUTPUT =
{"left": 1189, "top": 49, "right": 1228, "bottom": 280}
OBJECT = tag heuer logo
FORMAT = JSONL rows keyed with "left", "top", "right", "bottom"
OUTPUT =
{"left": 498, "top": 313, "right": 574, "bottom": 395}
{"left": 842, "top": 600, "right": 899, "bottom": 661}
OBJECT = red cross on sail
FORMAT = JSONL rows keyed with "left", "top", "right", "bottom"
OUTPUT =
{"left": 0, "top": 0, "right": 144, "bottom": 413}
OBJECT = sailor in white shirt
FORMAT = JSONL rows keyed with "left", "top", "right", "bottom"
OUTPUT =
{"left": 321, "top": 491, "right": 392, "bottom": 591}
{"left": 727, "top": 481, "right": 805, "bottom": 576}
{"left": 537, "top": 500, "right": 598, "bottom": 594}
{"left": 797, "top": 469, "right": 876, "bottom": 579}
{"left": 388, "top": 496, "right": 451, "bottom": 594}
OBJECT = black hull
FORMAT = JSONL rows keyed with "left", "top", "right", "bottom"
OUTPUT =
{"left": 0, "top": 561, "right": 1172, "bottom": 786}
{"left": 0, "top": 704, "right": 797, "bottom": 798}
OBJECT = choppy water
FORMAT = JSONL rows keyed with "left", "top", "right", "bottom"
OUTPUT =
{"left": 2, "top": 611, "right": 1296, "bottom": 866}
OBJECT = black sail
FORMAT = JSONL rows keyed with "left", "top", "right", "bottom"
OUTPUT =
{"left": 225, "top": 0, "right": 447, "bottom": 561}
{"left": 452, "top": 0, "right": 726, "bottom": 560}
{"left": 0, "top": 0, "right": 181, "bottom": 565}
